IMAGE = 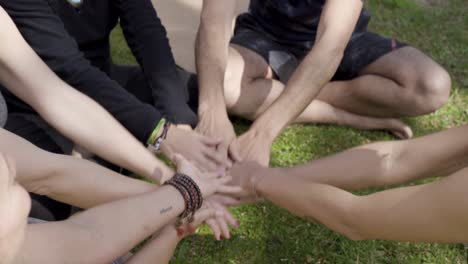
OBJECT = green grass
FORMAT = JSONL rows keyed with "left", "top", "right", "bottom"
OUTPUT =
{"left": 111, "top": 0, "right": 468, "bottom": 263}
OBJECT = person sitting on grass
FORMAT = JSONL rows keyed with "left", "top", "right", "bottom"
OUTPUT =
{"left": 230, "top": 123, "right": 468, "bottom": 242}
{"left": 0, "top": 149, "right": 240, "bottom": 264}
{"left": 0, "top": 0, "right": 228, "bottom": 175}
{"left": 195, "top": 0, "right": 451, "bottom": 166}
{"left": 0, "top": 7, "right": 237, "bottom": 239}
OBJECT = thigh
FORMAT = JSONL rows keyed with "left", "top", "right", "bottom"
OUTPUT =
{"left": 353, "top": 34, "right": 444, "bottom": 88}
{"left": 224, "top": 44, "right": 277, "bottom": 109}
{"left": 230, "top": 24, "right": 296, "bottom": 83}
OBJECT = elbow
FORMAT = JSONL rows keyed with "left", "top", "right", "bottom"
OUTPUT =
{"left": 324, "top": 196, "right": 373, "bottom": 241}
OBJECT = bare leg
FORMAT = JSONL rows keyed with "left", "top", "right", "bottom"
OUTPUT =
{"left": 317, "top": 46, "right": 451, "bottom": 117}
{"left": 283, "top": 124, "right": 468, "bottom": 190}
{"left": 225, "top": 45, "right": 413, "bottom": 138}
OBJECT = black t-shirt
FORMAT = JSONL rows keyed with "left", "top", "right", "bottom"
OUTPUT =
{"left": 248, "top": 0, "right": 371, "bottom": 42}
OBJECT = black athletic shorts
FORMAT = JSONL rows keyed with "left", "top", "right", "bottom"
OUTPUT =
{"left": 231, "top": 14, "right": 407, "bottom": 83}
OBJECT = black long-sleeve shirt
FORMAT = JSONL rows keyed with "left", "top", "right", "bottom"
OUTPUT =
{"left": 0, "top": 0, "right": 197, "bottom": 143}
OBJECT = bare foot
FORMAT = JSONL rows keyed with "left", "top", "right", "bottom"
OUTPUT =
{"left": 350, "top": 117, "right": 413, "bottom": 139}
{"left": 382, "top": 119, "right": 413, "bottom": 139}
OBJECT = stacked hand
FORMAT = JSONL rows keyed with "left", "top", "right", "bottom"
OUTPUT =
{"left": 172, "top": 110, "right": 275, "bottom": 240}
{"left": 172, "top": 154, "right": 242, "bottom": 240}
{"left": 161, "top": 125, "right": 230, "bottom": 173}
{"left": 196, "top": 109, "right": 241, "bottom": 170}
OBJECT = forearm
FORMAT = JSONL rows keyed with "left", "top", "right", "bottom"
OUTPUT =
{"left": 126, "top": 227, "right": 181, "bottom": 264}
{"left": 256, "top": 168, "right": 360, "bottom": 238}
{"left": 280, "top": 124, "right": 468, "bottom": 190}
{"left": 251, "top": 44, "right": 344, "bottom": 138}
{"left": 35, "top": 80, "right": 173, "bottom": 182}
{"left": 196, "top": 0, "right": 237, "bottom": 112}
{"left": 250, "top": 0, "right": 363, "bottom": 138}
{"left": 20, "top": 186, "right": 185, "bottom": 264}
{"left": 0, "top": 129, "right": 156, "bottom": 209}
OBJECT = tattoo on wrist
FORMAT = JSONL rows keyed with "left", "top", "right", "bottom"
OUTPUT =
{"left": 160, "top": 206, "right": 173, "bottom": 214}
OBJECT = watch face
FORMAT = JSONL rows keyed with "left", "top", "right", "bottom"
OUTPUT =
{"left": 67, "top": 0, "right": 83, "bottom": 8}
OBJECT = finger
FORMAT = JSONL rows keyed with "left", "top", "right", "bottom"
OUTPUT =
{"left": 200, "top": 136, "right": 223, "bottom": 147}
{"left": 217, "top": 185, "right": 245, "bottom": 195}
{"left": 228, "top": 140, "right": 242, "bottom": 163}
{"left": 196, "top": 156, "right": 218, "bottom": 173}
{"left": 193, "top": 208, "right": 217, "bottom": 226}
{"left": 203, "top": 171, "right": 222, "bottom": 180}
{"left": 216, "top": 215, "right": 231, "bottom": 239}
{"left": 219, "top": 175, "right": 233, "bottom": 184}
{"left": 210, "top": 195, "right": 243, "bottom": 207}
{"left": 202, "top": 146, "right": 229, "bottom": 168}
{"left": 217, "top": 142, "right": 229, "bottom": 159}
{"left": 206, "top": 218, "right": 222, "bottom": 241}
{"left": 215, "top": 204, "right": 239, "bottom": 228}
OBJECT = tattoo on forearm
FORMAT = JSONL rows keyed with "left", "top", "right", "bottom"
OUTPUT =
{"left": 160, "top": 206, "right": 173, "bottom": 214}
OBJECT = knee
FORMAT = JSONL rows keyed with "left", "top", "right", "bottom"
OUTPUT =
{"left": 405, "top": 66, "right": 451, "bottom": 115}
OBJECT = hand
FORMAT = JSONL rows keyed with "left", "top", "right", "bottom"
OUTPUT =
{"left": 196, "top": 107, "right": 241, "bottom": 168}
{"left": 235, "top": 129, "right": 273, "bottom": 166}
{"left": 161, "top": 125, "right": 229, "bottom": 172}
{"left": 161, "top": 206, "right": 220, "bottom": 239}
{"left": 173, "top": 154, "right": 242, "bottom": 198}
{"left": 229, "top": 161, "right": 267, "bottom": 200}
{"left": 204, "top": 195, "right": 241, "bottom": 240}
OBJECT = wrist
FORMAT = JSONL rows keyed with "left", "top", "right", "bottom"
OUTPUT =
{"left": 248, "top": 166, "right": 270, "bottom": 198}
{"left": 246, "top": 125, "right": 276, "bottom": 144}
{"left": 198, "top": 101, "right": 228, "bottom": 118}
{"left": 253, "top": 167, "right": 281, "bottom": 198}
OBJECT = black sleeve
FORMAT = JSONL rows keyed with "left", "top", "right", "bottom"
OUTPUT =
{"left": 113, "top": 0, "right": 198, "bottom": 127}
{"left": 0, "top": 0, "right": 161, "bottom": 143}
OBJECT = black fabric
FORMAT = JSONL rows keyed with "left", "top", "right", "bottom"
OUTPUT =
{"left": 30, "top": 194, "right": 71, "bottom": 221}
{"left": 0, "top": 0, "right": 197, "bottom": 146}
{"left": 247, "top": 0, "right": 371, "bottom": 50}
{"left": 231, "top": 14, "right": 406, "bottom": 83}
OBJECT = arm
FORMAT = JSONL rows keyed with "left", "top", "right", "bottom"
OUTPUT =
{"left": 19, "top": 185, "right": 186, "bottom": 264}
{"left": 195, "top": 0, "right": 240, "bottom": 163}
{"left": 236, "top": 0, "right": 364, "bottom": 165}
{"left": 0, "top": 4, "right": 172, "bottom": 182}
{"left": 230, "top": 125, "right": 468, "bottom": 242}
{"left": 125, "top": 208, "right": 217, "bottom": 264}
{"left": 268, "top": 124, "right": 468, "bottom": 191}
{"left": 0, "top": 128, "right": 156, "bottom": 209}
{"left": 114, "top": 0, "right": 197, "bottom": 126}
{"left": 255, "top": 166, "right": 468, "bottom": 242}
{"left": 17, "top": 157, "right": 238, "bottom": 264}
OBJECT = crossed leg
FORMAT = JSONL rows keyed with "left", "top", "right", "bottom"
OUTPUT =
{"left": 224, "top": 44, "right": 451, "bottom": 138}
